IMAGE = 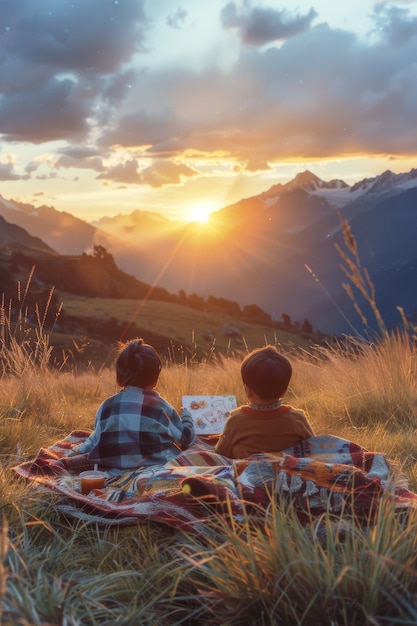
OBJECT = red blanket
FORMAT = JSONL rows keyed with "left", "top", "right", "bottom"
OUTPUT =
{"left": 12, "top": 432, "right": 417, "bottom": 533}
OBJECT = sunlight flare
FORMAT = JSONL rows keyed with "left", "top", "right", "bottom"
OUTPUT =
{"left": 187, "top": 203, "right": 214, "bottom": 223}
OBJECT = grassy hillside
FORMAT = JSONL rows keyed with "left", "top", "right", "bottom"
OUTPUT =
{"left": 1, "top": 243, "right": 323, "bottom": 368}
{"left": 57, "top": 292, "right": 318, "bottom": 363}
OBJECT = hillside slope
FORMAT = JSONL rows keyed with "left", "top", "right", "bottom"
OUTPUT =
{"left": 0, "top": 235, "right": 321, "bottom": 369}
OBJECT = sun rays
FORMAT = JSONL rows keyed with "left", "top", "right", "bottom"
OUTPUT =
{"left": 187, "top": 203, "right": 216, "bottom": 223}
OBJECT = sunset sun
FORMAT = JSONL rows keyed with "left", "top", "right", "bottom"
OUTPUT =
{"left": 188, "top": 203, "right": 214, "bottom": 223}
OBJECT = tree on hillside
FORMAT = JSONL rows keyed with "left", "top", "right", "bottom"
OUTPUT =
{"left": 302, "top": 318, "right": 313, "bottom": 334}
{"left": 242, "top": 304, "right": 271, "bottom": 322}
{"left": 187, "top": 293, "right": 206, "bottom": 310}
{"left": 91, "top": 245, "right": 117, "bottom": 270}
{"left": 207, "top": 295, "right": 241, "bottom": 316}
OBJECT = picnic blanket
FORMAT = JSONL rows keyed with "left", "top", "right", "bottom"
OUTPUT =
{"left": 12, "top": 431, "right": 417, "bottom": 534}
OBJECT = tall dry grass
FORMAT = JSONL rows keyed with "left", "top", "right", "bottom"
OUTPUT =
{"left": 0, "top": 327, "right": 416, "bottom": 623}
{"left": 1, "top": 251, "right": 417, "bottom": 623}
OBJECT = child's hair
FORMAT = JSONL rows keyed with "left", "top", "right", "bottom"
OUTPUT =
{"left": 116, "top": 338, "right": 162, "bottom": 388}
{"left": 241, "top": 345, "right": 292, "bottom": 400}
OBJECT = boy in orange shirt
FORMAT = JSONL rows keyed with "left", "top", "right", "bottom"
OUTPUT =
{"left": 215, "top": 346, "right": 314, "bottom": 459}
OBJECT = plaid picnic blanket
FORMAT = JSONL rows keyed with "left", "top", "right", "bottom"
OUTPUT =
{"left": 12, "top": 431, "right": 417, "bottom": 533}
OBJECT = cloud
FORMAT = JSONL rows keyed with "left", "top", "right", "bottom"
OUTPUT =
{"left": 139, "top": 160, "right": 198, "bottom": 187}
{"left": 101, "top": 5, "right": 417, "bottom": 165}
{"left": 1, "top": 0, "right": 417, "bottom": 188}
{"left": 97, "top": 159, "right": 141, "bottom": 184}
{"left": 241, "top": 159, "right": 271, "bottom": 173}
{"left": 96, "top": 158, "right": 198, "bottom": 187}
{"left": 0, "top": 0, "right": 147, "bottom": 73}
{"left": 0, "top": 161, "right": 23, "bottom": 181}
{"left": 0, "top": 77, "right": 90, "bottom": 142}
{"left": 166, "top": 7, "right": 188, "bottom": 29}
{"left": 0, "top": 0, "right": 148, "bottom": 142}
{"left": 221, "top": 2, "right": 317, "bottom": 46}
{"left": 54, "top": 146, "right": 106, "bottom": 172}
{"left": 101, "top": 69, "right": 139, "bottom": 106}
{"left": 55, "top": 154, "right": 105, "bottom": 172}
{"left": 100, "top": 109, "right": 184, "bottom": 149}
{"left": 372, "top": 3, "right": 417, "bottom": 44}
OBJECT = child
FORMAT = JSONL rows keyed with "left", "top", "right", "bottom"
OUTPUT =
{"left": 73, "top": 338, "right": 195, "bottom": 470}
{"left": 215, "top": 345, "right": 314, "bottom": 459}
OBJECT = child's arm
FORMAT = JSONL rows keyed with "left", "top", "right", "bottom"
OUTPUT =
{"left": 71, "top": 433, "right": 96, "bottom": 455}
{"left": 178, "top": 408, "right": 195, "bottom": 449}
{"left": 69, "top": 404, "right": 103, "bottom": 455}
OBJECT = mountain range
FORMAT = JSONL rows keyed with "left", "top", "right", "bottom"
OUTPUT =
{"left": 1, "top": 167, "right": 416, "bottom": 336}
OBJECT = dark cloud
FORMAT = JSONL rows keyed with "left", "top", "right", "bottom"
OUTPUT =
{"left": 221, "top": 2, "right": 317, "bottom": 46}
{"left": 54, "top": 146, "right": 105, "bottom": 171}
{"left": 0, "top": 162, "right": 23, "bottom": 181}
{"left": 54, "top": 145, "right": 105, "bottom": 172}
{"left": 55, "top": 154, "right": 105, "bottom": 172}
{"left": 100, "top": 109, "right": 184, "bottom": 148}
{"left": 0, "top": 0, "right": 147, "bottom": 72}
{"left": 58, "top": 146, "right": 103, "bottom": 160}
{"left": 0, "top": 77, "right": 90, "bottom": 142}
{"left": 372, "top": 4, "right": 417, "bottom": 44}
{"left": 25, "top": 161, "right": 41, "bottom": 175}
{"left": 102, "top": 69, "right": 139, "bottom": 106}
{"left": 0, "top": 0, "right": 148, "bottom": 142}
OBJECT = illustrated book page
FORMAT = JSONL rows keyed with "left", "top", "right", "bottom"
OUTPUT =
{"left": 182, "top": 395, "right": 237, "bottom": 434}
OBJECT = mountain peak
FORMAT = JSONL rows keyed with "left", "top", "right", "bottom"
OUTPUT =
{"left": 261, "top": 169, "right": 348, "bottom": 201}
{"left": 290, "top": 170, "right": 321, "bottom": 188}
{"left": 351, "top": 167, "right": 417, "bottom": 195}
{"left": 288, "top": 170, "right": 349, "bottom": 192}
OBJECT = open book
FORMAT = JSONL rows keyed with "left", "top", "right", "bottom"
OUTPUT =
{"left": 182, "top": 395, "right": 237, "bottom": 434}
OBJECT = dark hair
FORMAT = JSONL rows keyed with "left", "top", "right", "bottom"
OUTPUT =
{"left": 116, "top": 338, "right": 162, "bottom": 388}
{"left": 241, "top": 345, "right": 292, "bottom": 400}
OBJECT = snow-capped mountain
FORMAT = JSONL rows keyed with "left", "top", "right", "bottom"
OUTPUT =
{"left": 1, "top": 167, "right": 417, "bottom": 336}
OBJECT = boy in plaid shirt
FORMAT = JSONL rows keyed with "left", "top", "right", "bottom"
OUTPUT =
{"left": 73, "top": 338, "right": 195, "bottom": 470}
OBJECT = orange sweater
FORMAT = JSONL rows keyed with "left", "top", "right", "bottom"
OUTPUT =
{"left": 215, "top": 404, "right": 314, "bottom": 459}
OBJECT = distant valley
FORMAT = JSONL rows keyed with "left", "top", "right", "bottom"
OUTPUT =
{"left": 1, "top": 167, "right": 417, "bottom": 336}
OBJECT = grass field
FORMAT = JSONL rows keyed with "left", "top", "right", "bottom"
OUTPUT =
{"left": 1, "top": 312, "right": 417, "bottom": 623}
{"left": 58, "top": 292, "right": 316, "bottom": 357}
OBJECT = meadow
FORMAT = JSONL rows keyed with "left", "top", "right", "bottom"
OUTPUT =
{"left": 57, "top": 291, "right": 316, "bottom": 358}
{"left": 1, "top": 307, "right": 417, "bottom": 625}
{"left": 1, "top": 219, "right": 417, "bottom": 625}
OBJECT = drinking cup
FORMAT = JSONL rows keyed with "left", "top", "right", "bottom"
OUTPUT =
{"left": 80, "top": 470, "right": 107, "bottom": 494}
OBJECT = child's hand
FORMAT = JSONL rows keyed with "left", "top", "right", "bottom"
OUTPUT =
{"left": 181, "top": 409, "right": 193, "bottom": 424}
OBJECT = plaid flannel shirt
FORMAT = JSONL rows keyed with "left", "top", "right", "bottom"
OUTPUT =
{"left": 76, "top": 386, "right": 195, "bottom": 469}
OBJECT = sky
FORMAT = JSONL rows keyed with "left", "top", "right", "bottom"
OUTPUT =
{"left": 1, "top": 0, "right": 417, "bottom": 223}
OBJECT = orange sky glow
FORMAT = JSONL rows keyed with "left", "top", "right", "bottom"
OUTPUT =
{"left": 1, "top": 0, "right": 417, "bottom": 223}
